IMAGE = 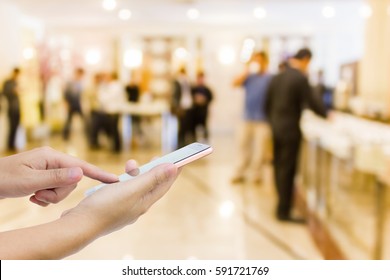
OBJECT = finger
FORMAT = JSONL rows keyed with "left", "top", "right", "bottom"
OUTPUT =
{"left": 32, "top": 167, "right": 83, "bottom": 192}
{"left": 48, "top": 149, "right": 118, "bottom": 183}
{"left": 128, "top": 163, "right": 178, "bottom": 200}
{"left": 33, "top": 184, "right": 77, "bottom": 204}
{"left": 29, "top": 195, "right": 49, "bottom": 207}
{"left": 141, "top": 165, "right": 179, "bottom": 206}
{"left": 125, "top": 160, "right": 139, "bottom": 176}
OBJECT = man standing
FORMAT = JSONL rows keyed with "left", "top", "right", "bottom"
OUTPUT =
{"left": 63, "top": 68, "right": 85, "bottom": 140}
{"left": 171, "top": 68, "right": 194, "bottom": 148}
{"left": 231, "top": 52, "right": 272, "bottom": 184}
{"left": 2, "top": 68, "right": 21, "bottom": 151}
{"left": 265, "top": 48, "right": 326, "bottom": 222}
{"left": 191, "top": 72, "right": 213, "bottom": 142}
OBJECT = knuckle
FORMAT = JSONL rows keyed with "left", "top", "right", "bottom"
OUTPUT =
{"left": 39, "top": 146, "right": 54, "bottom": 156}
{"left": 51, "top": 169, "right": 65, "bottom": 183}
{"left": 153, "top": 171, "right": 167, "bottom": 186}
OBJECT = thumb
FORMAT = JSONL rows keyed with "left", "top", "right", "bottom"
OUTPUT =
{"left": 34, "top": 167, "right": 83, "bottom": 191}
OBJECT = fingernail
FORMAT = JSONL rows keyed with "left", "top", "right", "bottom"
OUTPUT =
{"left": 68, "top": 167, "right": 82, "bottom": 180}
{"left": 129, "top": 168, "right": 140, "bottom": 176}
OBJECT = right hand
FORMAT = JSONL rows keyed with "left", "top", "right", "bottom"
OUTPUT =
{"left": 62, "top": 161, "right": 179, "bottom": 237}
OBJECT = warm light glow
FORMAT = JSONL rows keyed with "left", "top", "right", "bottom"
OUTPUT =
{"left": 118, "top": 9, "right": 132, "bottom": 20}
{"left": 22, "top": 47, "right": 35, "bottom": 60}
{"left": 253, "top": 6, "right": 267, "bottom": 19}
{"left": 387, "top": 5, "right": 390, "bottom": 16}
{"left": 124, "top": 49, "right": 143, "bottom": 69}
{"left": 187, "top": 8, "right": 200, "bottom": 20}
{"left": 85, "top": 49, "right": 101, "bottom": 65}
{"left": 240, "top": 38, "right": 255, "bottom": 63}
{"left": 322, "top": 6, "right": 336, "bottom": 18}
{"left": 218, "top": 46, "right": 236, "bottom": 65}
{"left": 174, "top": 47, "right": 188, "bottom": 60}
{"left": 102, "top": 0, "right": 117, "bottom": 11}
{"left": 218, "top": 200, "right": 235, "bottom": 219}
{"left": 359, "top": 4, "right": 372, "bottom": 18}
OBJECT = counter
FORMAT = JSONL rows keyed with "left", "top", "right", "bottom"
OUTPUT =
{"left": 298, "top": 111, "right": 390, "bottom": 259}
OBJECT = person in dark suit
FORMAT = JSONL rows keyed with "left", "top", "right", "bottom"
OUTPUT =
{"left": 265, "top": 48, "right": 327, "bottom": 223}
{"left": 2, "top": 68, "right": 21, "bottom": 151}
{"left": 191, "top": 72, "right": 213, "bottom": 142}
{"left": 171, "top": 67, "right": 194, "bottom": 148}
{"left": 63, "top": 68, "right": 85, "bottom": 140}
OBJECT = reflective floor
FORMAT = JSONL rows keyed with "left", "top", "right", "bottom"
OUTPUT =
{"left": 0, "top": 118, "right": 322, "bottom": 260}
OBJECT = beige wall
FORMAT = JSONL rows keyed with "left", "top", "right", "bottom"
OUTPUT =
{"left": 359, "top": 0, "right": 390, "bottom": 115}
{"left": 0, "top": 2, "right": 22, "bottom": 82}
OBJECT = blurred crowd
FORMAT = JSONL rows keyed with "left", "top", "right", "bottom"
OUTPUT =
{"left": 0, "top": 67, "right": 215, "bottom": 153}
{"left": 1, "top": 46, "right": 333, "bottom": 223}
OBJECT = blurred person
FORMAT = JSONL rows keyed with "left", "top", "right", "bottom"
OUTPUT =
{"left": 45, "top": 70, "right": 65, "bottom": 131}
{"left": 99, "top": 72, "right": 126, "bottom": 153}
{"left": 191, "top": 72, "right": 213, "bottom": 143}
{"left": 125, "top": 71, "right": 143, "bottom": 146}
{"left": 265, "top": 48, "right": 327, "bottom": 223}
{"left": 231, "top": 52, "right": 272, "bottom": 184}
{"left": 171, "top": 67, "right": 194, "bottom": 148}
{"left": 2, "top": 68, "right": 21, "bottom": 151}
{"left": 0, "top": 146, "right": 179, "bottom": 259}
{"left": 62, "top": 68, "right": 85, "bottom": 141}
{"left": 278, "top": 61, "right": 289, "bottom": 73}
{"left": 313, "top": 69, "right": 333, "bottom": 112}
{"left": 87, "top": 73, "right": 109, "bottom": 150}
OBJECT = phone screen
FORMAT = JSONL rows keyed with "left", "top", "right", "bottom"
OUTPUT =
{"left": 85, "top": 143, "right": 212, "bottom": 196}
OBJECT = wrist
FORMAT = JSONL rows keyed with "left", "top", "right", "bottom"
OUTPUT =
{"left": 56, "top": 210, "right": 103, "bottom": 257}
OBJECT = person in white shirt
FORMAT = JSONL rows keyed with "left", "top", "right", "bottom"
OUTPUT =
{"left": 98, "top": 72, "right": 127, "bottom": 153}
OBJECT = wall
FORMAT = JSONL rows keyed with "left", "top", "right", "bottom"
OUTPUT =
{"left": 0, "top": 2, "right": 22, "bottom": 82}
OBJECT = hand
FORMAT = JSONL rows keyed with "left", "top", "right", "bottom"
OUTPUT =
{"left": 62, "top": 160, "right": 179, "bottom": 236}
{"left": 0, "top": 147, "right": 118, "bottom": 206}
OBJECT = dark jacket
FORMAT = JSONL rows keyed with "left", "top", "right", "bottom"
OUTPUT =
{"left": 264, "top": 67, "right": 326, "bottom": 140}
{"left": 2, "top": 79, "right": 20, "bottom": 113}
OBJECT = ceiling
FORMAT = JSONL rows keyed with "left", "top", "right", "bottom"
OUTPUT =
{"left": 7, "top": 0, "right": 365, "bottom": 29}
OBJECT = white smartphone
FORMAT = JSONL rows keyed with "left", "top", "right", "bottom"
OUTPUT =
{"left": 85, "top": 142, "right": 213, "bottom": 196}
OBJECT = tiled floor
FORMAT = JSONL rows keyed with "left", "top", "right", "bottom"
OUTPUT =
{"left": 0, "top": 118, "right": 322, "bottom": 260}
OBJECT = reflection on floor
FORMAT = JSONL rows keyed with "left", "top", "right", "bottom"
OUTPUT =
{"left": 0, "top": 123, "right": 322, "bottom": 260}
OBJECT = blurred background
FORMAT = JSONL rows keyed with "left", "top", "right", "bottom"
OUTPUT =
{"left": 0, "top": 0, "right": 389, "bottom": 260}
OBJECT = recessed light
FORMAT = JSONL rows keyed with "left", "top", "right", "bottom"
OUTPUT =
{"left": 102, "top": 0, "right": 117, "bottom": 11}
{"left": 359, "top": 4, "right": 372, "bottom": 18}
{"left": 254, "top": 6, "right": 267, "bottom": 19}
{"left": 118, "top": 9, "right": 132, "bottom": 20}
{"left": 322, "top": 6, "right": 335, "bottom": 18}
{"left": 187, "top": 8, "right": 200, "bottom": 20}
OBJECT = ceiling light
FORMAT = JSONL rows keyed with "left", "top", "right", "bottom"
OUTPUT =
{"left": 22, "top": 47, "right": 35, "bottom": 60}
{"left": 118, "top": 9, "right": 132, "bottom": 20}
{"left": 218, "top": 200, "right": 235, "bottom": 219}
{"left": 102, "top": 0, "right": 117, "bottom": 11}
{"left": 187, "top": 8, "right": 200, "bottom": 20}
{"left": 254, "top": 6, "right": 267, "bottom": 19}
{"left": 85, "top": 49, "right": 101, "bottom": 65}
{"left": 218, "top": 46, "right": 236, "bottom": 65}
{"left": 174, "top": 47, "right": 188, "bottom": 60}
{"left": 124, "top": 49, "right": 143, "bottom": 69}
{"left": 322, "top": 6, "right": 335, "bottom": 18}
{"left": 359, "top": 4, "right": 372, "bottom": 18}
